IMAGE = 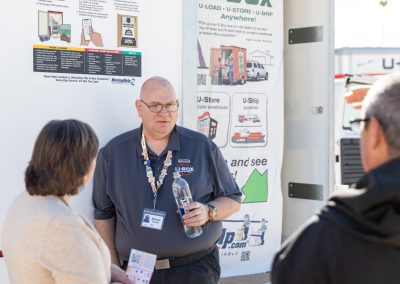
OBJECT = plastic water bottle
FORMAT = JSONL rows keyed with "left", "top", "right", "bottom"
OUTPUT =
{"left": 172, "top": 171, "right": 203, "bottom": 238}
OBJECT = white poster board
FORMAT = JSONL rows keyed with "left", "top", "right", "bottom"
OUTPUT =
{"left": 196, "top": 0, "right": 284, "bottom": 276}
{"left": 0, "top": 1, "right": 181, "bottom": 282}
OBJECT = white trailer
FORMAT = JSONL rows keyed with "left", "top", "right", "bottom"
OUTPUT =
{"left": 336, "top": 47, "right": 400, "bottom": 75}
{"left": 334, "top": 47, "right": 400, "bottom": 189}
{"left": 0, "top": 0, "right": 334, "bottom": 281}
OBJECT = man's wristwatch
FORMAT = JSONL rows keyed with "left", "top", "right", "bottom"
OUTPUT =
{"left": 207, "top": 204, "right": 217, "bottom": 222}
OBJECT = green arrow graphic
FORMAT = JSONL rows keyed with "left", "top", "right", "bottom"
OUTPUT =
{"left": 241, "top": 169, "right": 268, "bottom": 203}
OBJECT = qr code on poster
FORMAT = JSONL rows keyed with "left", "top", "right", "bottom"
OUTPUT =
{"left": 241, "top": 250, "right": 250, "bottom": 261}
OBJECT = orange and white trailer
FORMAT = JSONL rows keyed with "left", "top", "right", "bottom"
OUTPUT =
{"left": 209, "top": 45, "right": 247, "bottom": 85}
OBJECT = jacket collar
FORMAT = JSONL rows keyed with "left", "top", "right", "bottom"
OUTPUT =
{"left": 321, "top": 156, "right": 400, "bottom": 245}
{"left": 355, "top": 156, "right": 400, "bottom": 192}
{"left": 135, "top": 125, "right": 181, "bottom": 158}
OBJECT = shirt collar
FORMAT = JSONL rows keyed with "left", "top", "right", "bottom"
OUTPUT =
{"left": 135, "top": 125, "right": 181, "bottom": 158}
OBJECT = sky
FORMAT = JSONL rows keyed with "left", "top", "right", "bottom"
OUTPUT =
{"left": 335, "top": 0, "right": 400, "bottom": 48}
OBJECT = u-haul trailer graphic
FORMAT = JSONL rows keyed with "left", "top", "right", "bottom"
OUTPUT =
{"left": 238, "top": 114, "right": 260, "bottom": 123}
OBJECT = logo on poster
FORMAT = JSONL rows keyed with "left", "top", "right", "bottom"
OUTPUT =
{"left": 218, "top": 228, "right": 248, "bottom": 249}
{"left": 111, "top": 78, "right": 135, "bottom": 86}
{"left": 227, "top": 0, "right": 272, "bottom": 7}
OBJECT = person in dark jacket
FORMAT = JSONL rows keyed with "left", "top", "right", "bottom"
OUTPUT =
{"left": 272, "top": 72, "right": 400, "bottom": 284}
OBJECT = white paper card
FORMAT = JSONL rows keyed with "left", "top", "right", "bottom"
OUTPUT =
{"left": 126, "top": 248, "right": 157, "bottom": 284}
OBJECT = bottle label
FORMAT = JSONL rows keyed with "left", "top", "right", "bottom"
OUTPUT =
{"left": 179, "top": 198, "right": 190, "bottom": 216}
{"left": 179, "top": 206, "right": 187, "bottom": 216}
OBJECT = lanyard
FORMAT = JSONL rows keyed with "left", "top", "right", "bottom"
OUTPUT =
{"left": 141, "top": 132, "right": 173, "bottom": 209}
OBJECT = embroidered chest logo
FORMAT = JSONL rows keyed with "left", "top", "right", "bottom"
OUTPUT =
{"left": 176, "top": 159, "right": 194, "bottom": 176}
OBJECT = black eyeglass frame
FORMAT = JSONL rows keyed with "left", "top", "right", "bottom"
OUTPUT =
{"left": 349, "top": 117, "right": 370, "bottom": 125}
{"left": 140, "top": 99, "right": 179, "bottom": 113}
{"left": 348, "top": 117, "right": 370, "bottom": 132}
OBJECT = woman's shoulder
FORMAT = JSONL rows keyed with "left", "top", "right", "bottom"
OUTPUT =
{"left": 5, "top": 192, "right": 99, "bottom": 245}
{"left": 7, "top": 192, "right": 82, "bottom": 231}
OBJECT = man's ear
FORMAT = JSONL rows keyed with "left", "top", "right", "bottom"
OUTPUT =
{"left": 364, "top": 116, "right": 390, "bottom": 168}
{"left": 135, "top": 99, "right": 142, "bottom": 117}
{"left": 368, "top": 116, "right": 386, "bottom": 150}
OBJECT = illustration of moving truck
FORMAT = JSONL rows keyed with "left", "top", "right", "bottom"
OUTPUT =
{"left": 209, "top": 45, "right": 247, "bottom": 85}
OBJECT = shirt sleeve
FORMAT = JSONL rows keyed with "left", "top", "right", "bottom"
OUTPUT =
{"left": 210, "top": 145, "right": 242, "bottom": 203}
{"left": 37, "top": 214, "right": 110, "bottom": 284}
{"left": 92, "top": 149, "right": 116, "bottom": 220}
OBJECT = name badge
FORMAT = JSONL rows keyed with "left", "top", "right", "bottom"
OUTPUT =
{"left": 141, "top": 208, "right": 166, "bottom": 231}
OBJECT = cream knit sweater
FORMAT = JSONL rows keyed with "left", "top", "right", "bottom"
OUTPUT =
{"left": 2, "top": 191, "right": 111, "bottom": 284}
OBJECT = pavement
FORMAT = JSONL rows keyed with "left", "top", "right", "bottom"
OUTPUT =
{"left": 220, "top": 272, "right": 271, "bottom": 284}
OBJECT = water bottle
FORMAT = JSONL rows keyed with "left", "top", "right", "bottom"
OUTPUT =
{"left": 172, "top": 171, "right": 203, "bottom": 238}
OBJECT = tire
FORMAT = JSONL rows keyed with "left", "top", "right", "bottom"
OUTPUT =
{"left": 265, "top": 72, "right": 268, "bottom": 80}
{"left": 256, "top": 73, "right": 259, "bottom": 81}
{"left": 240, "top": 77, "right": 245, "bottom": 85}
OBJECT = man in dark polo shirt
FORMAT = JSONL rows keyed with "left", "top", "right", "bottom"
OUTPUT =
{"left": 93, "top": 76, "right": 242, "bottom": 283}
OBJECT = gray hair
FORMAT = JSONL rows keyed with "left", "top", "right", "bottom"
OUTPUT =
{"left": 363, "top": 72, "right": 400, "bottom": 157}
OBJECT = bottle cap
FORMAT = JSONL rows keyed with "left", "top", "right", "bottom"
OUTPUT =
{"left": 173, "top": 171, "right": 181, "bottom": 179}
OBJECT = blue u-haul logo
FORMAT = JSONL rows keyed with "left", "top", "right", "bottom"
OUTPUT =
{"left": 218, "top": 228, "right": 247, "bottom": 249}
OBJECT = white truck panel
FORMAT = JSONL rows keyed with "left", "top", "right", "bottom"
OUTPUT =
{"left": 336, "top": 47, "right": 400, "bottom": 74}
{"left": 282, "top": 0, "right": 335, "bottom": 240}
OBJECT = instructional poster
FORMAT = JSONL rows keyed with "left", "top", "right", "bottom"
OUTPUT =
{"left": 33, "top": 0, "right": 141, "bottom": 85}
{"left": 1, "top": 1, "right": 183, "bottom": 281}
{"left": 197, "top": 0, "right": 284, "bottom": 276}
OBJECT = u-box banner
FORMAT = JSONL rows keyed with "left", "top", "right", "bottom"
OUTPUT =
{"left": 196, "top": 0, "right": 284, "bottom": 276}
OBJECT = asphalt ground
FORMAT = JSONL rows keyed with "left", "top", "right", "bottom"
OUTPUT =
{"left": 220, "top": 272, "right": 271, "bottom": 284}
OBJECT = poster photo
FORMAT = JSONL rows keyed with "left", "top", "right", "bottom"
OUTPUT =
{"left": 118, "top": 14, "right": 138, "bottom": 48}
{"left": 48, "top": 11, "right": 63, "bottom": 38}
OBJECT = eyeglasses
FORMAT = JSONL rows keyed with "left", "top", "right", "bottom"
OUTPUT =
{"left": 140, "top": 99, "right": 179, "bottom": 113}
{"left": 349, "top": 117, "right": 370, "bottom": 133}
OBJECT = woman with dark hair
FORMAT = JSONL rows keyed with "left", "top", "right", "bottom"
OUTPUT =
{"left": 2, "top": 119, "right": 133, "bottom": 284}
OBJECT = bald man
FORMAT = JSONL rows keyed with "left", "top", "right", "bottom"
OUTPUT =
{"left": 93, "top": 76, "right": 241, "bottom": 284}
{"left": 272, "top": 73, "right": 400, "bottom": 284}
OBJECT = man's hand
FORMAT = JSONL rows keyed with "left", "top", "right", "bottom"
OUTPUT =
{"left": 182, "top": 202, "right": 209, "bottom": 227}
{"left": 181, "top": 197, "right": 240, "bottom": 227}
